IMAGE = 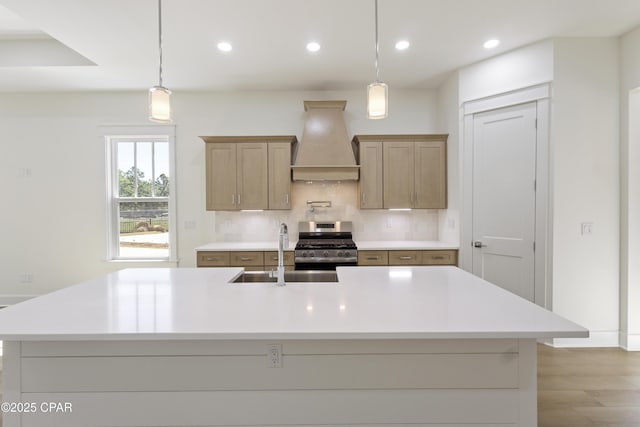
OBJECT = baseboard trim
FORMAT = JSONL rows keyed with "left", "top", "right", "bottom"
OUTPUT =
{"left": 549, "top": 331, "right": 619, "bottom": 348}
{"left": 620, "top": 333, "right": 640, "bottom": 351}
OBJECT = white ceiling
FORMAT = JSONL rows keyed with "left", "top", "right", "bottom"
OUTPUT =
{"left": 1, "top": 0, "right": 639, "bottom": 92}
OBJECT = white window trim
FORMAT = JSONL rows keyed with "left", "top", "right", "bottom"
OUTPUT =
{"left": 100, "top": 125, "right": 177, "bottom": 262}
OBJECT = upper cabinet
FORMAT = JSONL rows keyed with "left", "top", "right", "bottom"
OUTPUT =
{"left": 202, "top": 136, "right": 296, "bottom": 211}
{"left": 357, "top": 140, "right": 384, "bottom": 209}
{"left": 354, "top": 135, "right": 448, "bottom": 209}
{"left": 268, "top": 142, "right": 293, "bottom": 210}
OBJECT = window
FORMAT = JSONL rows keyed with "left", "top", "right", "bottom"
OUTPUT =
{"left": 103, "top": 127, "right": 176, "bottom": 261}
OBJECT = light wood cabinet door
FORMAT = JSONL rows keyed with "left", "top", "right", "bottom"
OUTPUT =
{"left": 197, "top": 251, "right": 230, "bottom": 267}
{"left": 236, "top": 143, "right": 268, "bottom": 210}
{"left": 230, "top": 251, "right": 264, "bottom": 267}
{"left": 205, "top": 143, "right": 237, "bottom": 210}
{"left": 383, "top": 141, "right": 414, "bottom": 209}
{"left": 388, "top": 250, "right": 421, "bottom": 265}
{"left": 268, "top": 142, "right": 292, "bottom": 210}
{"left": 359, "top": 141, "right": 383, "bottom": 209}
{"left": 415, "top": 140, "right": 447, "bottom": 209}
{"left": 358, "top": 250, "right": 388, "bottom": 266}
{"left": 422, "top": 250, "right": 457, "bottom": 265}
{"left": 264, "top": 251, "right": 295, "bottom": 266}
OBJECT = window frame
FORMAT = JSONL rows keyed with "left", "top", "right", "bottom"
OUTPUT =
{"left": 101, "top": 125, "right": 177, "bottom": 262}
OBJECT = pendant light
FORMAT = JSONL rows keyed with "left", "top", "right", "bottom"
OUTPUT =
{"left": 149, "top": 0, "right": 171, "bottom": 123}
{"left": 367, "top": 0, "right": 388, "bottom": 119}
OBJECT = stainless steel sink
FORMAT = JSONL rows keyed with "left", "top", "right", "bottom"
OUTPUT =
{"left": 231, "top": 270, "right": 338, "bottom": 283}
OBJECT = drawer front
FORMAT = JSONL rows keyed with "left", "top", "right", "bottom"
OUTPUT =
{"left": 388, "top": 250, "right": 421, "bottom": 265}
{"left": 264, "top": 251, "right": 294, "bottom": 266}
{"left": 230, "top": 251, "right": 264, "bottom": 267}
{"left": 422, "top": 250, "right": 458, "bottom": 265}
{"left": 358, "top": 250, "right": 388, "bottom": 266}
{"left": 197, "top": 251, "right": 230, "bottom": 267}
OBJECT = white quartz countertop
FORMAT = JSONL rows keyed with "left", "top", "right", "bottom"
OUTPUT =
{"left": 195, "top": 242, "right": 298, "bottom": 251}
{"left": 195, "top": 241, "right": 459, "bottom": 251}
{"left": 356, "top": 241, "right": 459, "bottom": 250}
{"left": 0, "top": 267, "right": 586, "bottom": 341}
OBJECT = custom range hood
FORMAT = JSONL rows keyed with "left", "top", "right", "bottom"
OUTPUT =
{"left": 291, "top": 100, "right": 359, "bottom": 181}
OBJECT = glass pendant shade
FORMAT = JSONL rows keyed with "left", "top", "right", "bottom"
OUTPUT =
{"left": 149, "top": 85, "right": 171, "bottom": 123}
{"left": 367, "top": 81, "right": 388, "bottom": 119}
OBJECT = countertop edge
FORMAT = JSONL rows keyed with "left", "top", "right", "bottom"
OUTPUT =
{"left": 195, "top": 241, "right": 461, "bottom": 251}
{"left": 0, "top": 330, "right": 589, "bottom": 342}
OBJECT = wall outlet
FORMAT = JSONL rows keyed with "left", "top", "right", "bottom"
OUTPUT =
{"left": 19, "top": 274, "right": 34, "bottom": 284}
{"left": 266, "top": 343, "right": 282, "bottom": 368}
{"left": 19, "top": 168, "right": 32, "bottom": 178}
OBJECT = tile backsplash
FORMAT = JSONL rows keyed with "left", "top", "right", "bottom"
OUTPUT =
{"left": 211, "top": 181, "right": 441, "bottom": 242}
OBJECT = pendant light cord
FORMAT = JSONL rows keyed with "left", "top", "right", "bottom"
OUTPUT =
{"left": 158, "top": 0, "right": 164, "bottom": 87}
{"left": 374, "top": 0, "right": 380, "bottom": 83}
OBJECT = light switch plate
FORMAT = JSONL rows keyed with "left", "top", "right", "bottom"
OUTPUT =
{"left": 581, "top": 222, "right": 593, "bottom": 235}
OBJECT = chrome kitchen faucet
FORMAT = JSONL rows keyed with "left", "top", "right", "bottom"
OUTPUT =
{"left": 275, "top": 223, "right": 288, "bottom": 286}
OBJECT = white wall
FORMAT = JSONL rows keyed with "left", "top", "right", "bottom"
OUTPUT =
{"left": 436, "top": 71, "right": 461, "bottom": 245}
{"left": 550, "top": 38, "right": 620, "bottom": 347}
{"left": 619, "top": 27, "right": 640, "bottom": 350}
{"left": 0, "top": 88, "right": 441, "bottom": 298}
{"left": 455, "top": 37, "right": 621, "bottom": 347}
{"left": 459, "top": 40, "right": 554, "bottom": 103}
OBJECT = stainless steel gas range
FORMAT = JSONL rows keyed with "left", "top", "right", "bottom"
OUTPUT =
{"left": 294, "top": 221, "right": 357, "bottom": 270}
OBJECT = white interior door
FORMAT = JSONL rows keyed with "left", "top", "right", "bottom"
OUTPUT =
{"left": 472, "top": 102, "right": 537, "bottom": 301}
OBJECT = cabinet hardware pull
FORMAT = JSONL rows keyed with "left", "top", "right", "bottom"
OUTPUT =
{"left": 362, "top": 192, "right": 366, "bottom": 204}
{"left": 285, "top": 193, "right": 289, "bottom": 205}
{"left": 205, "top": 257, "right": 219, "bottom": 261}
{"left": 238, "top": 194, "right": 241, "bottom": 205}
{"left": 399, "top": 256, "right": 413, "bottom": 260}
{"left": 231, "top": 194, "right": 235, "bottom": 205}
{"left": 240, "top": 257, "right": 252, "bottom": 261}
{"left": 410, "top": 192, "right": 413, "bottom": 203}
{"left": 366, "top": 257, "right": 380, "bottom": 261}
{"left": 432, "top": 256, "right": 445, "bottom": 260}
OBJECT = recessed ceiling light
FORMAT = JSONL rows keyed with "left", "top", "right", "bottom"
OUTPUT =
{"left": 483, "top": 39, "right": 500, "bottom": 49}
{"left": 217, "top": 42, "right": 232, "bottom": 52}
{"left": 395, "top": 40, "right": 410, "bottom": 50}
{"left": 306, "top": 42, "right": 320, "bottom": 52}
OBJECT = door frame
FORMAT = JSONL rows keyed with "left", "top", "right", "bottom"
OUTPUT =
{"left": 461, "top": 83, "right": 551, "bottom": 308}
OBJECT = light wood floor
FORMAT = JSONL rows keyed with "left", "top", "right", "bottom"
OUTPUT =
{"left": 0, "top": 346, "right": 638, "bottom": 426}
{"left": 538, "top": 344, "right": 640, "bottom": 426}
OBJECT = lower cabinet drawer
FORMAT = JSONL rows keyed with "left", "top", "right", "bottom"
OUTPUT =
{"left": 358, "top": 251, "right": 388, "bottom": 266}
{"left": 230, "top": 251, "right": 264, "bottom": 267}
{"left": 388, "top": 251, "right": 421, "bottom": 265}
{"left": 264, "top": 251, "right": 295, "bottom": 266}
{"left": 197, "top": 251, "right": 230, "bottom": 267}
{"left": 422, "top": 250, "right": 457, "bottom": 265}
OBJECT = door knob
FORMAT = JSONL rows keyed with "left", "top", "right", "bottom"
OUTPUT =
{"left": 473, "top": 241, "right": 486, "bottom": 248}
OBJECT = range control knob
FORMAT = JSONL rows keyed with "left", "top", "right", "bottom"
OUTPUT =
{"left": 302, "top": 252, "right": 308, "bottom": 258}
{"left": 323, "top": 251, "right": 329, "bottom": 257}
{"left": 309, "top": 251, "right": 315, "bottom": 258}
{"left": 337, "top": 251, "right": 344, "bottom": 257}
{"left": 344, "top": 251, "right": 351, "bottom": 257}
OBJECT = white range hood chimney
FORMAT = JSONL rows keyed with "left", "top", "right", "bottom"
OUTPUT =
{"left": 291, "top": 100, "right": 359, "bottom": 181}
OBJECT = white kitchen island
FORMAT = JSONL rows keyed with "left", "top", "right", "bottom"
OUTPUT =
{"left": 0, "top": 266, "right": 587, "bottom": 427}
